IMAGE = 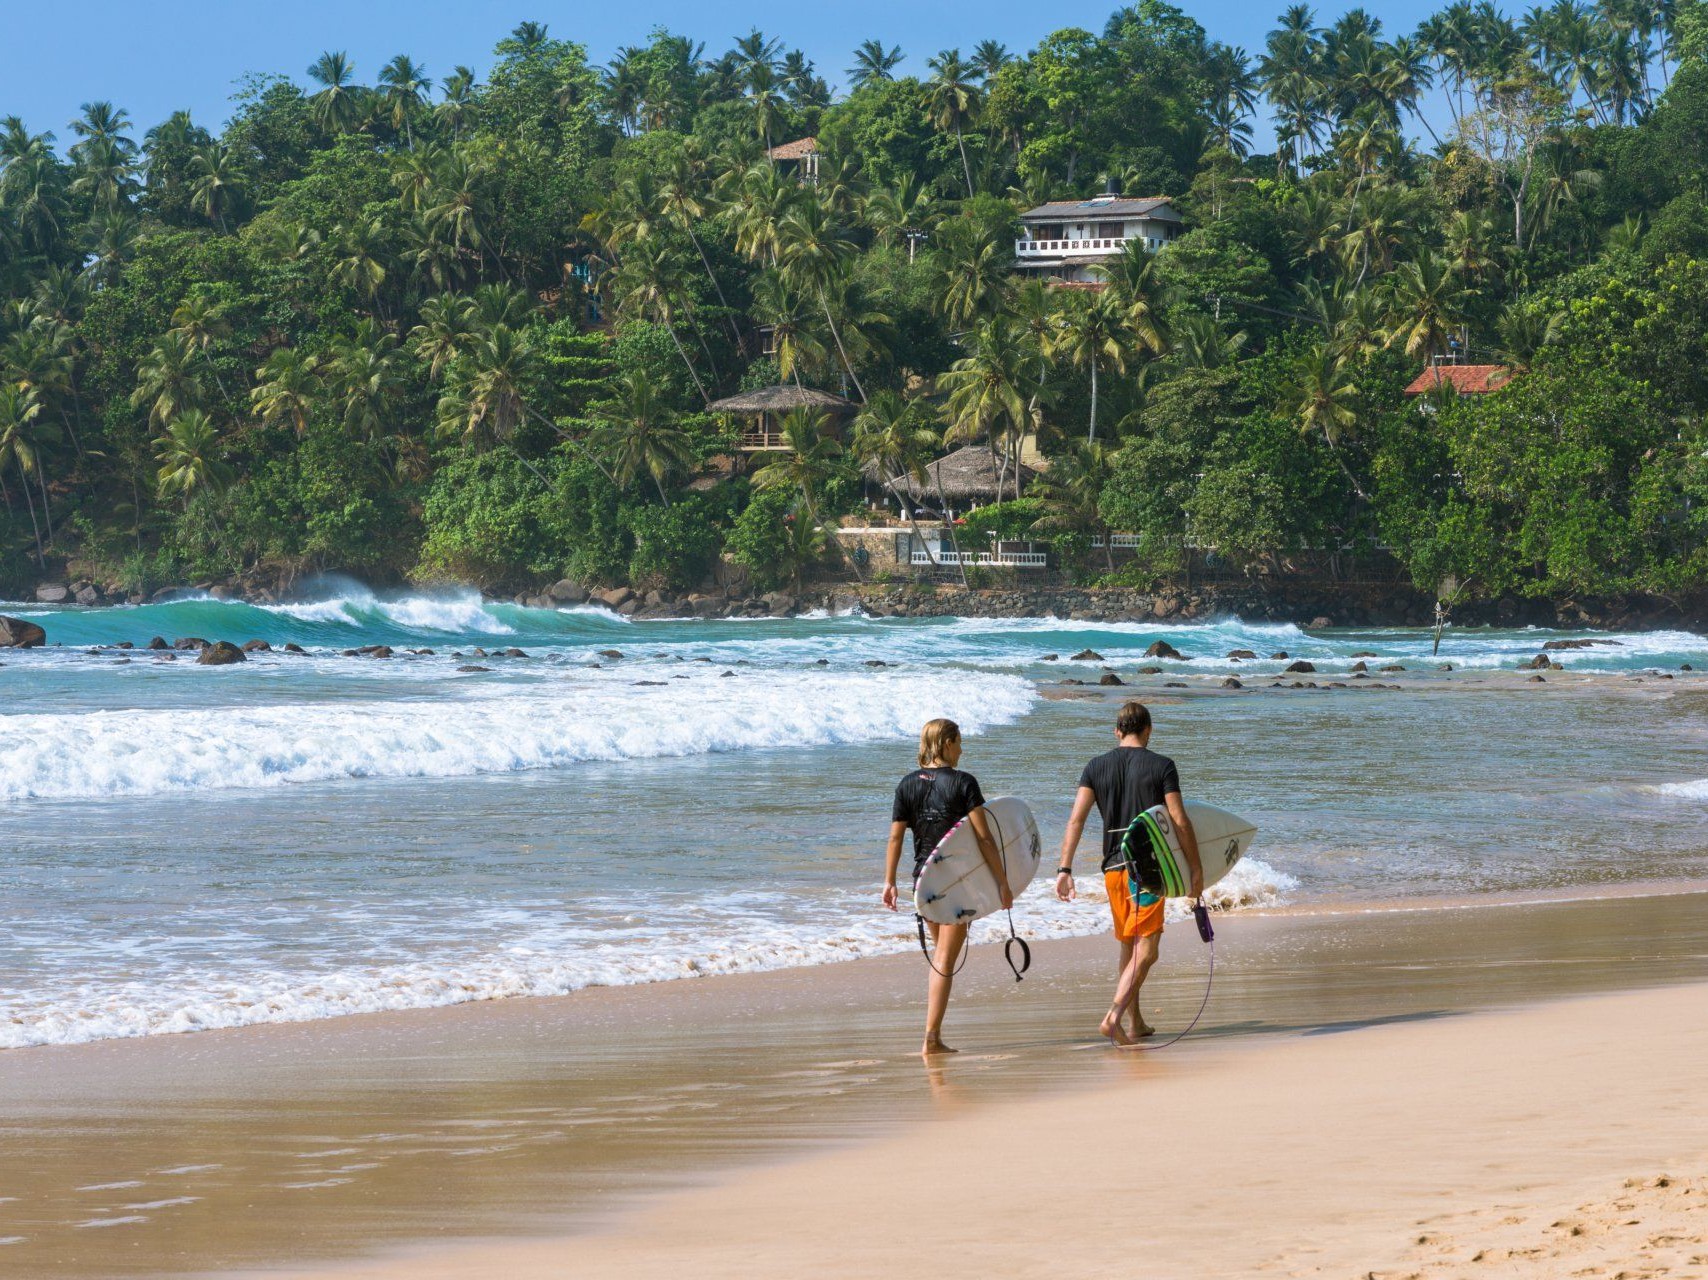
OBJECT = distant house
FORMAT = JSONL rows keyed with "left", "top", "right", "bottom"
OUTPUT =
{"left": 1015, "top": 191, "right": 1184, "bottom": 283}
{"left": 1403, "top": 364, "right": 1514, "bottom": 397}
{"left": 707, "top": 384, "right": 854, "bottom": 452}
{"left": 884, "top": 444, "right": 1038, "bottom": 517}
{"left": 767, "top": 136, "right": 820, "bottom": 183}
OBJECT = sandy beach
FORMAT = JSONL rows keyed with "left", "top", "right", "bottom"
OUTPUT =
{"left": 4, "top": 886, "right": 1706, "bottom": 1278}
{"left": 254, "top": 979, "right": 1708, "bottom": 1280}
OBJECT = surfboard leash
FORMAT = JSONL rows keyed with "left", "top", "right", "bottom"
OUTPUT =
{"left": 1138, "top": 904, "right": 1215, "bottom": 1052}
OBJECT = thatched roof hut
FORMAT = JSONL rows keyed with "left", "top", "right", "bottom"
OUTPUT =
{"left": 706, "top": 385, "right": 854, "bottom": 414}
{"left": 708, "top": 385, "right": 856, "bottom": 451}
{"left": 885, "top": 445, "right": 1038, "bottom": 506}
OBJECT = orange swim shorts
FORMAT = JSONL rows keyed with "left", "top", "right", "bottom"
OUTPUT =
{"left": 1105, "top": 869, "right": 1165, "bottom": 941}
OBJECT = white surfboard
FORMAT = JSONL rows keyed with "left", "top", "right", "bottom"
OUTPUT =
{"left": 1122, "top": 801, "right": 1258, "bottom": 898}
{"left": 913, "top": 796, "right": 1041, "bottom": 925}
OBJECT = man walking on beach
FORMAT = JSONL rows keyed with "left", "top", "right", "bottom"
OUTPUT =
{"left": 1055, "top": 701, "right": 1203, "bottom": 1045}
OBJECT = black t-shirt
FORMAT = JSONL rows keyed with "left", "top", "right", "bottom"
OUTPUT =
{"left": 1077, "top": 747, "right": 1182, "bottom": 872}
{"left": 892, "top": 766, "right": 987, "bottom": 874}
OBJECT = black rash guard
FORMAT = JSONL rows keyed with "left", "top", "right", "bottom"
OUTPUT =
{"left": 892, "top": 766, "right": 986, "bottom": 878}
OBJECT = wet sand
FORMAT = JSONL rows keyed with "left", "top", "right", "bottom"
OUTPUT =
{"left": 2, "top": 887, "right": 1706, "bottom": 1278}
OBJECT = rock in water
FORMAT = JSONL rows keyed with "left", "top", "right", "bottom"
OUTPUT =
{"left": 1284, "top": 660, "right": 1316, "bottom": 673}
{"left": 147, "top": 636, "right": 168, "bottom": 650}
{"left": 242, "top": 639, "right": 271, "bottom": 652}
{"left": 1221, "top": 677, "right": 1243, "bottom": 689}
{"left": 196, "top": 641, "right": 247, "bottom": 666}
{"left": 0, "top": 616, "right": 46, "bottom": 648}
{"left": 1144, "top": 640, "right": 1184, "bottom": 660}
{"left": 1069, "top": 648, "right": 1103, "bottom": 661}
{"left": 1099, "top": 672, "right": 1125, "bottom": 686}
{"left": 1523, "top": 654, "right": 1551, "bottom": 670}
{"left": 1226, "top": 649, "right": 1256, "bottom": 660}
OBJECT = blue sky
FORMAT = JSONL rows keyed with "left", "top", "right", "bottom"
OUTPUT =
{"left": 2, "top": 0, "right": 1440, "bottom": 144}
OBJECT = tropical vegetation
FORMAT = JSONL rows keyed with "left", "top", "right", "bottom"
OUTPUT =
{"left": 3, "top": 3, "right": 1708, "bottom": 603}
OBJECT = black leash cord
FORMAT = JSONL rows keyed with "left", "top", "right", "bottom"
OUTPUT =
{"left": 1138, "top": 904, "right": 1215, "bottom": 1051}
{"left": 914, "top": 807, "right": 1032, "bottom": 982}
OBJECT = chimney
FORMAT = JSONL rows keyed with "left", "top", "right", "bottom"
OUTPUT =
{"left": 1104, "top": 174, "right": 1117, "bottom": 196}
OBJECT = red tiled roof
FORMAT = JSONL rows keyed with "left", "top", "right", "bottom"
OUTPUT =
{"left": 767, "top": 136, "right": 819, "bottom": 160}
{"left": 1403, "top": 364, "right": 1513, "bottom": 396}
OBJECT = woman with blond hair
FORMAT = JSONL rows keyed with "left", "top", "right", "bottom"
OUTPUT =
{"left": 882, "top": 718, "right": 1008, "bottom": 1055}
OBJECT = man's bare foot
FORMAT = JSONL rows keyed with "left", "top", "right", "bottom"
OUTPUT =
{"left": 921, "top": 1038, "right": 958, "bottom": 1056}
{"left": 1099, "top": 1013, "right": 1135, "bottom": 1046}
{"left": 1134, "top": 1018, "right": 1156, "bottom": 1038}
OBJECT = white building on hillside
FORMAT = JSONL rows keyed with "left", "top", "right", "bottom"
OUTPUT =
{"left": 1014, "top": 192, "right": 1184, "bottom": 283}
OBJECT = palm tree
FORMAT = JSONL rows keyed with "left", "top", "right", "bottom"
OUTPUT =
{"left": 169, "top": 294, "right": 230, "bottom": 397}
{"left": 862, "top": 174, "right": 938, "bottom": 261}
{"left": 925, "top": 49, "right": 982, "bottom": 197}
{"left": 746, "top": 64, "right": 786, "bottom": 154}
{"left": 436, "top": 67, "right": 479, "bottom": 140}
{"left": 589, "top": 370, "right": 697, "bottom": 504}
{"left": 1171, "top": 313, "right": 1249, "bottom": 368}
{"left": 328, "top": 322, "right": 404, "bottom": 442}
{"left": 1100, "top": 239, "right": 1170, "bottom": 361}
{"left": 0, "top": 385, "right": 48, "bottom": 563}
{"left": 751, "top": 407, "right": 842, "bottom": 521}
{"left": 750, "top": 271, "right": 831, "bottom": 387}
{"left": 330, "top": 219, "right": 391, "bottom": 315}
{"left": 1494, "top": 299, "right": 1563, "bottom": 368}
{"left": 131, "top": 330, "right": 206, "bottom": 429}
{"left": 308, "top": 52, "right": 364, "bottom": 134}
{"left": 1047, "top": 291, "right": 1130, "bottom": 442}
{"left": 658, "top": 145, "right": 741, "bottom": 345}
{"left": 188, "top": 143, "right": 246, "bottom": 232}
{"left": 848, "top": 39, "right": 904, "bottom": 88}
{"left": 251, "top": 347, "right": 321, "bottom": 436}
{"left": 611, "top": 239, "right": 711, "bottom": 402}
{"left": 1383, "top": 251, "right": 1473, "bottom": 359}
{"left": 154, "top": 409, "right": 231, "bottom": 507}
{"left": 724, "top": 161, "right": 800, "bottom": 267}
{"left": 450, "top": 324, "right": 540, "bottom": 446}
{"left": 1290, "top": 342, "right": 1366, "bottom": 499}
{"left": 937, "top": 315, "right": 1038, "bottom": 499}
{"left": 776, "top": 198, "right": 866, "bottom": 401}
{"left": 409, "top": 293, "right": 478, "bottom": 381}
{"left": 377, "top": 56, "right": 430, "bottom": 148}
{"left": 851, "top": 390, "right": 941, "bottom": 548}
{"left": 932, "top": 221, "right": 1007, "bottom": 329}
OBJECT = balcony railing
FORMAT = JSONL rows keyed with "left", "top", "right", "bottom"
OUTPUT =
{"left": 1016, "top": 236, "right": 1168, "bottom": 256}
{"left": 738, "top": 430, "right": 790, "bottom": 451}
{"left": 1016, "top": 237, "right": 1128, "bottom": 255}
{"left": 910, "top": 550, "right": 1048, "bottom": 568}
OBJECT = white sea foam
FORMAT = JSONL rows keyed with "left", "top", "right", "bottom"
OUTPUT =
{"left": 0, "top": 669, "right": 1036, "bottom": 802}
{"left": 0, "top": 857, "right": 1297, "bottom": 1049}
{"left": 1652, "top": 778, "right": 1708, "bottom": 799}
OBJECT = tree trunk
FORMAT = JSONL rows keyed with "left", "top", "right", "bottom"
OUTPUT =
{"left": 955, "top": 124, "right": 974, "bottom": 198}
{"left": 664, "top": 319, "right": 711, "bottom": 404}
{"left": 687, "top": 224, "right": 746, "bottom": 354}
{"left": 935, "top": 472, "right": 970, "bottom": 588}
{"left": 1087, "top": 361, "right": 1099, "bottom": 442}
{"left": 16, "top": 459, "right": 43, "bottom": 566}
{"left": 820, "top": 291, "right": 868, "bottom": 402}
{"left": 36, "top": 466, "right": 53, "bottom": 543}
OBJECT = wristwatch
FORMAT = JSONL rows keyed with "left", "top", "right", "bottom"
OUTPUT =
{"left": 1055, "top": 866, "right": 1073, "bottom": 875}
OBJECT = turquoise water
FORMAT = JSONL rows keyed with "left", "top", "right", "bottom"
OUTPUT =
{"left": 3, "top": 589, "right": 1707, "bottom": 1049}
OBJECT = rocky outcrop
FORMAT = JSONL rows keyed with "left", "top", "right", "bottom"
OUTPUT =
{"left": 35, "top": 583, "right": 70, "bottom": 604}
{"left": 1284, "top": 660, "right": 1317, "bottom": 673}
{"left": 0, "top": 616, "right": 46, "bottom": 648}
{"left": 196, "top": 641, "right": 246, "bottom": 666}
{"left": 1144, "top": 640, "right": 1185, "bottom": 660}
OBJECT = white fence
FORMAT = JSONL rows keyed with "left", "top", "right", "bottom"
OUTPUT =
{"left": 910, "top": 550, "right": 1048, "bottom": 569}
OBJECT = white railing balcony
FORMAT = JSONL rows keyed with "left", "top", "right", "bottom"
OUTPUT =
{"left": 1089, "top": 534, "right": 1143, "bottom": 548}
{"left": 1016, "top": 236, "right": 1131, "bottom": 256}
{"left": 910, "top": 550, "right": 1048, "bottom": 568}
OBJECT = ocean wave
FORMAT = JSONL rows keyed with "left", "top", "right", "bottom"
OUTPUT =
{"left": 1651, "top": 778, "right": 1708, "bottom": 799}
{"left": 0, "top": 669, "right": 1037, "bottom": 802}
{"left": 0, "top": 857, "right": 1296, "bottom": 1050}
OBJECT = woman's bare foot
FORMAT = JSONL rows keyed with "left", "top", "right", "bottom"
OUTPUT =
{"left": 1099, "top": 1013, "right": 1135, "bottom": 1046}
{"left": 921, "top": 1037, "right": 958, "bottom": 1056}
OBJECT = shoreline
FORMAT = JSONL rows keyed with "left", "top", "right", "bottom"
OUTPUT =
{"left": 13, "top": 575, "right": 1708, "bottom": 633}
{"left": 245, "top": 978, "right": 1708, "bottom": 1280}
{"left": 4, "top": 888, "right": 1707, "bottom": 1277}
